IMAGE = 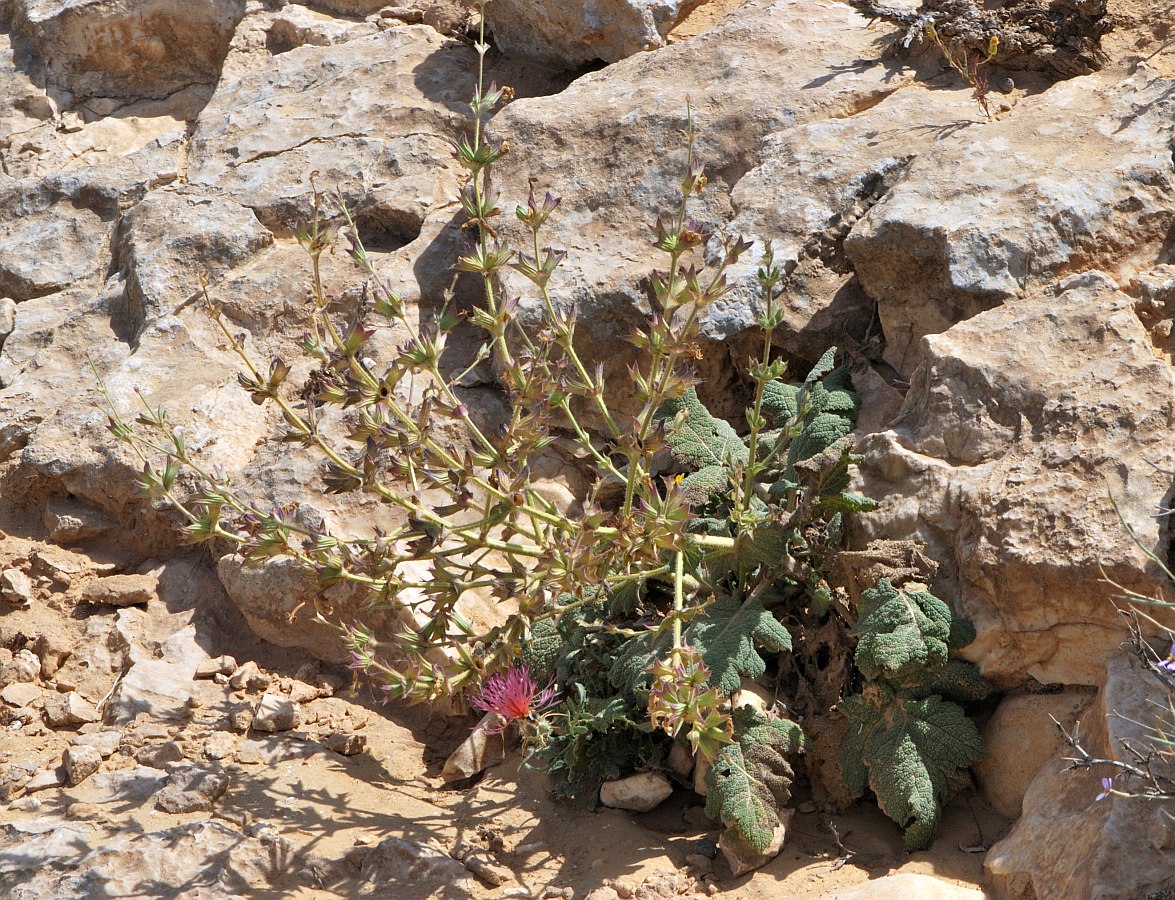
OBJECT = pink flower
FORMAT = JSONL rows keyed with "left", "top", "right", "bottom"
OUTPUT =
{"left": 1095, "top": 777, "right": 1115, "bottom": 801}
{"left": 470, "top": 664, "right": 559, "bottom": 734}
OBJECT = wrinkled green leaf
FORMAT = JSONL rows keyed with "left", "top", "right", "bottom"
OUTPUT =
{"left": 850, "top": 579, "right": 953, "bottom": 685}
{"left": 686, "top": 591, "right": 792, "bottom": 695}
{"left": 657, "top": 388, "right": 748, "bottom": 471}
{"left": 839, "top": 688, "right": 984, "bottom": 850}
{"left": 705, "top": 707, "right": 806, "bottom": 852}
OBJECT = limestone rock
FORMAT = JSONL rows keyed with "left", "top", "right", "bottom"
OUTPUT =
{"left": 154, "top": 765, "right": 230, "bottom": 813}
{"left": 63, "top": 745, "right": 102, "bottom": 786}
{"left": 485, "top": 0, "right": 689, "bottom": 69}
{"left": 718, "top": 809, "right": 792, "bottom": 876}
{"left": 12, "top": 0, "right": 246, "bottom": 102}
{"left": 0, "top": 649, "right": 40, "bottom": 683}
{"left": 0, "top": 683, "right": 41, "bottom": 707}
{"left": 186, "top": 26, "right": 471, "bottom": 235}
{"left": 985, "top": 652, "right": 1175, "bottom": 899}
{"left": 814, "top": 872, "right": 986, "bottom": 899}
{"left": 203, "top": 730, "right": 238, "bottom": 761}
{"left": 846, "top": 69, "right": 1175, "bottom": 378}
{"left": 975, "top": 688, "right": 1096, "bottom": 819}
{"left": 352, "top": 837, "right": 475, "bottom": 893}
{"left": 80, "top": 573, "right": 158, "bottom": 607}
{"left": 599, "top": 770, "right": 673, "bottom": 812}
{"left": 441, "top": 714, "right": 506, "bottom": 781}
{"left": 490, "top": 0, "right": 923, "bottom": 425}
{"left": 0, "top": 568, "right": 32, "bottom": 604}
{"left": 269, "top": 5, "right": 376, "bottom": 50}
{"left": 43, "top": 692, "right": 101, "bottom": 727}
{"left": 0, "top": 819, "right": 298, "bottom": 898}
{"left": 858, "top": 275, "right": 1175, "bottom": 687}
{"left": 70, "top": 729, "right": 123, "bottom": 759}
{"left": 107, "top": 625, "right": 205, "bottom": 723}
{"left": 116, "top": 191, "right": 273, "bottom": 339}
{"left": 252, "top": 692, "right": 300, "bottom": 732}
{"left": 42, "top": 496, "right": 114, "bottom": 544}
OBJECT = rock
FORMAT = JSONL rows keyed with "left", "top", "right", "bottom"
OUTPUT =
{"left": 490, "top": 0, "right": 922, "bottom": 427}
{"left": 107, "top": 624, "right": 205, "bottom": 723}
{"left": 730, "top": 678, "right": 777, "bottom": 718}
{"left": 286, "top": 679, "right": 320, "bottom": 704}
{"left": 203, "top": 730, "right": 238, "bottom": 761}
{"left": 321, "top": 732, "right": 367, "bottom": 756}
{"left": 814, "top": 872, "right": 986, "bottom": 899}
{"left": 975, "top": 688, "right": 1096, "bottom": 819}
{"left": 692, "top": 754, "right": 712, "bottom": 798}
{"left": 846, "top": 69, "right": 1175, "bottom": 380}
{"left": 42, "top": 496, "right": 114, "bottom": 545}
{"left": 985, "top": 652, "right": 1175, "bottom": 899}
{"left": 153, "top": 764, "right": 229, "bottom": 813}
{"left": 135, "top": 741, "right": 187, "bottom": 768}
{"left": 585, "top": 888, "right": 620, "bottom": 900}
{"left": 229, "top": 660, "right": 270, "bottom": 693}
{"left": 858, "top": 275, "right": 1175, "bottom": 687}
{"left": 11, "top": 0, "right": 247, "bottom": 102}
{"left": 70, "top": 729, "right": 123, "bottom": 759}
{"left": 31, "top": 630, "right": 72, "bottom": 678}
{"left": 0, "top": 649, "right": 40, "bottom": 684}
{"left": 353, "top": 837, "right": 475, "bottom": 893}
{"left": 23, "top": 769, "right": 64, "bottom": 793}
{"left": 485, "top": 0, "right": 689, "bottom": 69}
{"left": 0, "top": 683, "right": 41, "bottom": 707}
{"left": 186, "top": 26, "right": 470, "bottom": 236}
{"left": 0, "top": 568, "right": 33, "bottom": 604}
{"left": 441, "top": 714, "right": 506, "bottom": 781}
{"left": 684, "top": 853, "right": 712, "bottom": 875}
{"left": 0, "top": 298, "right": 15, "bottom": 343}
{"left": 667, "top": 741, "right": 693, "bottom": 778}
{"left": 196, "top": 655, "right": 237, "bottom": 678}
{"left": 252, "top": 693, "right": 300, "bottom": 732}
{"left": 80, "top": 573, "right": 158, "bottom": 607}
{"left": 269, "top": 5, "right": 374, "bottom": 51}
{"left": 718, "top": 809, "right": 792, "bottom": 876}
{"left": 43, "top": 692, "right": 101, "bottom": 727}
{"left": 63, "top": 745, "right": 103, "bottom": 786}
{"left": 0, "top": 819, "right": 299, "bottom": 897}
{"left": 116, "top": 191, "right": 273, "bottom": 339}
{"left": 599, "top": 771, "right": 673, "bottom": 812}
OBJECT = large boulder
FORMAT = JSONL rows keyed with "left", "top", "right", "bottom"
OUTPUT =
{"left": 857, "top": 272, "right": 1175, "bottom": 688}
{"left": 489, "top": 0, "right": 946, "bottom": 423}
{"left": 486, "top": 0, "right": 692, "bottom": 69}
{"left": 985, "top": 652, "right": 1175, "bottom": 899}
{"left": 846, "top": 69, "right": 1175, "bottom": 378}
{"left": 11, "top": 0, "right": 246, "bottom": 102}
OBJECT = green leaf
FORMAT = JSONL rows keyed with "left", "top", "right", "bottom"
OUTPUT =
{"left": 705, "top": 708, "right": 806, "bottom": 852}
{"left": 839, "top": 688, "right": 985, "bottom": 850}
{"left": 522, "top": 617, "right": 562, "bottom": 679}
{"left": 608, "top": 628, "right": 673, "bottom": 696}
{"left": 907, "top": 658, "right": 990, "bottom": 703}
{"left": 850, "top": 579, "right": 953, "bottom": 686}
{"left": 657, "top": 388, "right": 748, "bottom": 470}
{"left": 679, "top": 465, "right": 731, "bottom": 506}
{"left": 686, "top": 591, "right": 792, "bottom": 695}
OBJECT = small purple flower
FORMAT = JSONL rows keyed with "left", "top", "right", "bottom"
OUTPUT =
{"left": 470, "top": 664, "right": 559, "bottom": 734}
{"left": 1095, "top": 777, "right": 1115, "bottom": 802}
{"left": 1157, "top": 644, "right": 1175, "bottom": 673}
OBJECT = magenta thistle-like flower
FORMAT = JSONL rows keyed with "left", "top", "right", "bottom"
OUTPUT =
{"left": 470, "top": 664, "right": 559, "bottom": 734}
{"left": 1095, "top": 777, "right": 1115, "bottom": 801}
